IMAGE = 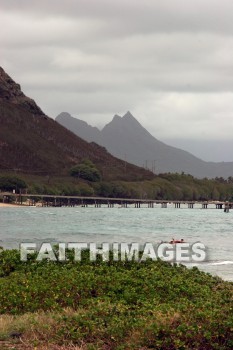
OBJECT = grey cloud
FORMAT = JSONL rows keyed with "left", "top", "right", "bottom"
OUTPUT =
{"left": 2, "top": 0, "right": 233, "bottom": 35}
{"left": 1, "top": 0, "right": 233, "bottom": 161}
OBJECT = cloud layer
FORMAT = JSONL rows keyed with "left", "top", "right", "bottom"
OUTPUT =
{"left": 1, "top": 0, "right": 233, "bottom": 160}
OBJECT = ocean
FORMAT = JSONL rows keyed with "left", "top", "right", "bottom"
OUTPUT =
{"left": 1, "top": 204, "right": 232, "bottom": 281}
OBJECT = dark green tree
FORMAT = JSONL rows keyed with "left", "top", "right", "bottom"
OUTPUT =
{"left": 0, "top": 176, "right": 27, "bottom": 193}
{"left": 70, "top": 159, "right": 101, "bottom": 182}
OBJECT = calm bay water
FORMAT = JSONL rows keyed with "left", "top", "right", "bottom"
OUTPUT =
{"left": 0, "top": 204, "right": 232, "bottom": 281}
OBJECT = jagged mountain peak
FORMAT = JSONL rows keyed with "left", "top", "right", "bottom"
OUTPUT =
{"left": 102, "top": 114, "right": 121, "bottom": 130}
{"left": 110, "top": 114, "right": 122, "bottom": 125}
{"left": 123, "top": 111, "right": 135, "bottom": 120}
{"left": 112, "top": 114, "right": 122, "bottom": 121}
{"left": 103, "top": 112, "right": 144, "bottom": 132}
{"left": 0, "top": 66, "right": 45, "bottom": 117}
{"left": 56, "top": 110, "right": 233, "bottom": 178}
{"left": 111, "top": 111, "right": 139, "bottom": 123}
{"left": 122, "top": 111, "right": 145, "bottom": 128}
{"left": 0, "top": 68, "right": 153, "bottom": 180}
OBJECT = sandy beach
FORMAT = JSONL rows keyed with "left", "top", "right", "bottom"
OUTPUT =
{"left": 0, "top": 203, "right": 22, "bottom": 208}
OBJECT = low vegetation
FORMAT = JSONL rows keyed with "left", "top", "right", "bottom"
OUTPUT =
{"left": 0, "top": 176, "right": 27, "bottom": 193}
{"left": 1, "top": 172, "right": 233, "bottom": 201}
{"left": 70, "top": 159, "right": 101, "bottom": 182}
{"left": 0, "top": 249, "right": 232, "bottom": 349}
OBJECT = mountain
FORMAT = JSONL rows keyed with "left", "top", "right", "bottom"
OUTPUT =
{"left": 56, "top": 112, "right": 103, "bottom": 144}
{"left": 56, "top": 111, "right": 233, "bottom": 179}
{"left": 0, "top": 67, "right": 153, "bottom": 181}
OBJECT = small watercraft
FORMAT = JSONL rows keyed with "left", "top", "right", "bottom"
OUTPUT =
{"left": 169, "top": 239, "right": 185, "bottom": 244}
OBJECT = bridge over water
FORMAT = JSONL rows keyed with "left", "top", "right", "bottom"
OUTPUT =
{"left": 0, "top": 192, "right": 232, "bottom": 210}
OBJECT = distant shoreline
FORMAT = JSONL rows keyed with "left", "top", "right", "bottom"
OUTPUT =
{"left": 0, "top": 203, "right": 22, "bottom": 208}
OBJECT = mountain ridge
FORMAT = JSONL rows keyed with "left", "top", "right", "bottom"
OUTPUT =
{"left": 0, "top": 67, "right": 45, "bottom": 117}
{"left": 56, "top": 111, "right": 233, "bottom": 178}
{"left": 0, "top": 67, "right": 153, "bottom": 181}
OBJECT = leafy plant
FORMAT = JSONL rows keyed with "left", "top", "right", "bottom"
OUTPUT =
{"left": 70, "top": 159, "right": 101, "bottom": 182}
{"left": 0, "top": 176, "right": 27, "bottom": 193}
{"left": 0, "top": 249, "right": 232, "bottom": 349}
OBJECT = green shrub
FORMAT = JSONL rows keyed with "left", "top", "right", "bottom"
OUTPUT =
{"left": 0, "top": 176, "right": 27, "bottom": 193}
{"left": 70, "top": 159, "right": 101, "bottom": 182}
{"left": 0, "top": 249, "right": 232, "bottom": 350}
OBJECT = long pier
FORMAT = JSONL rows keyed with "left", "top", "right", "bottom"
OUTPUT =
{"left": 0, "top": 192, "right": 232, "bottom": 210}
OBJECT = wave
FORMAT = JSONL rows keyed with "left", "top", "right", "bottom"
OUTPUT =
{"left": 185, "top": 260, "right": 233, "bottom": 267}
{"left": 207, "top": 261, "right": 233, "bottom": 266}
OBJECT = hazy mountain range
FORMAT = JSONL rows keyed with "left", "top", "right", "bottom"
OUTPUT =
{"left": 0, "top": 67, "right": 153, "bottom": 181}
{"left": 56, "top": 111, "right": 233, "bottom": 179}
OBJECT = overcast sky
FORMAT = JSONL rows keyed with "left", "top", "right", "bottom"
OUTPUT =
{"left": 1, "top": 0, "right": 233, "bottom": 161}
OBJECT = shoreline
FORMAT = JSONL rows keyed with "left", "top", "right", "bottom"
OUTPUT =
{"left": 0, "top": 203, "right": 23, "bottom": 208}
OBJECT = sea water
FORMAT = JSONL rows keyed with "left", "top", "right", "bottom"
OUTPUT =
{"left": 0, "top": 204, "right": 232, "bottom": 281}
